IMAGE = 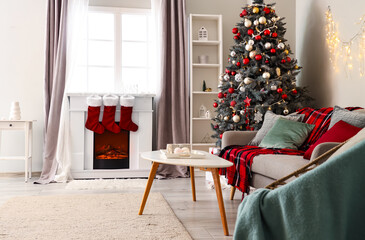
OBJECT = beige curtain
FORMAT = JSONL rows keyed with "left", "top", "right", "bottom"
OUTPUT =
{"left": 155, "top": 0, "right": 190, "bottom": 178}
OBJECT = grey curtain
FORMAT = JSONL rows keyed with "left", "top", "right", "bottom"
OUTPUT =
{"left": 36, "top": 0, "right": 68, "bottom": 184}
{"left": 156, "top": 0, "right": 190, "bottom": 178}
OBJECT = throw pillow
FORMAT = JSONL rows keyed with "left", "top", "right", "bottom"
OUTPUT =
{"left": 259, "top": 118, "right": 315, "bottom": 150}
{"left": 303, "top": 120, "right": 362, "bottom": 159}
{"left": 249, "top": 111, "right": 305, "bottom": 146}
{"left": 328, "top": 106, "right": 365, "bottom": 129}
{"left": 329, "top": 127, "right": 365, "bottom": 159}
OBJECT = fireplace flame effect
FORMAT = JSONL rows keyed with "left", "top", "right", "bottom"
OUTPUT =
{"left": 95, "top": 144, "right": 128, "bottom": 159}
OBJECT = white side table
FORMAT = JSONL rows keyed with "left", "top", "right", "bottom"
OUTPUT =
{"left": 0, "top": 120, "right": 35, "bottom": 182}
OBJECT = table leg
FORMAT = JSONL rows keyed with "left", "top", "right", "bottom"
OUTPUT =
{"left": 190, "top": 166, "right": 196, "bottom": 201}
{"left": 230, "top": 186, "right": 236, "bottom": 200}
{"left": 138, "top": 161, "right": 159, "bottom": 215}
{"left": 29, "top": 122, "right": 33, "bottom": 179}
{"left": 211, "top": 168, "right": 229, "bottom": 236}
{"left": 24, "top": 122, "right": 29, "bottom": 183}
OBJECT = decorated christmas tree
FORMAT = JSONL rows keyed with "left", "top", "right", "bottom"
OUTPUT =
{"left": 212, "top": 0, "right": 313, "bottom": 146}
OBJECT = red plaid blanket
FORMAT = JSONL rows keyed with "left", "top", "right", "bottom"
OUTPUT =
{"left": 219, "top": 145, "right": 304, "bottom": 195}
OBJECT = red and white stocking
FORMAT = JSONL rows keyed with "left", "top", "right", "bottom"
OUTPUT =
{"left": 119, "top": 95, "right": 138, "bottom": 132}
{"left": 85, "top": 95, "right": 104, "bottom": 134}
{"left": 102, "top": 94, "right": 120, "bottom": 134}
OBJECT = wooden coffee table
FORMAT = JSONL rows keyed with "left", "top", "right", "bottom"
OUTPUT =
{"left": 138, "top": 150, "right": 233, "bottom": 236}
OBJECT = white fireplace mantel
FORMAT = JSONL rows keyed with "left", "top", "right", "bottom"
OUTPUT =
{"left": 68, "top": 93, "right": 154, "bottom": 179}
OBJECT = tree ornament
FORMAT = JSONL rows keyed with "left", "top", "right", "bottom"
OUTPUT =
{"left": 248, "top": 39, "right": 254, "bottom": 45}
{"left": 236, "top": 61, "right": 241, "bottom": 67}
{"left": 283, "top": 109, "right": 289, "bottom": 115}
{"left": 263, "top": 7, "right": 270, "bottom": 14}
{"left": 254, "top": 20, "right": 259, "bottom": 26}
{"left": 235, "top": 73, "right": 243, "bottom": 82}
{"left": 225, "top": 69, "right": 230, "bottom": 73}
{"left": 224, "top": 93, "right": 227, "bottom": 98}
{"left": 255, "top": 35, "right": 262, "bottom": 41}
{"left": 265, "top": 60, "right": 269, "bottom": 64}
{"left": 270, "top": 85, "right": 277, "bottom": 91}
{"left": 284, "top": 49, "right": 289, "bottom": 55}
{"left": 292, "top": 89, "right": 298, "bottom": 95}
{"left": 239, "top": 86, "right": 246, "bottom": 92}
{"left": 219, "top": 133, "right": 223, "bottom": 139}
{"left": 259, "top": 16, "right": 267, "bottom": 24}
{"left": 245, "top": 44, "right": 253, "bottom": 51}
{"left": 230, "top": 100, "right": 236, "bottom": 107}
{"left": 232, "top": 28, "right": 238, "bottom": 34}
{"left": 218, "top": 74, "right": 223, "bottom": 81}
{"left": 276, "top": 67, "right": 281, "bottom": 76}
{"left": 295, "top": 65, "right": 299, "bottom": 69}
{"left": 249, "top": 51, "right": 257, "bottom": 59}
{"left": 228, "top": 87, "right": 235, "bottom": 94}
{"left": 214, "top": 124, "right": 219, "bottom": 129}
{"left": 270, "top": 48, "right": 276, "bottom": 54}
{"left": 224, "top": 116, "right": 229, "bottom": 121}
{"left": 223, "top": 74, "right": 230, "bottom": 81}
{"left": 230, "top": 51, "right": 236, "bottom": 57}
{"left": 272, "top": 32, "right": 278, "bottom": 38}
{"left": 255, "top": 54, "right": 262, "bottom": 61}
{"left": 286, "top": 57, "right": 291, "bottom": 62}
{"left": 237, "top": 32, "right": 241, "bottom": 37}
{"left": 244, "top": 77, "right": 253, "bottom": 84}
{"left": 277, "top": 43, "right": 285, "bottom": 49}
{"left": 234, "top": 35, "right": 239, "bottom": 40}
{"left": 264, "top": 29, "right": 271, "bottom": 36}
{"left": 282, "top": 94, "right": 288, "bottom": 100}
{"left": 240, "top": 110, "right": 245, "bottom": 115}
{"left": 277, "top": 88, "right": 283, "bottom": 93}
{"left": 231, "top": 71, "right": 236, "bottom": 75}
{"left": 213, "top": 102, "right": 218, "bottom": 108}
{"left": 232, "top": 60, "right": 236, "bottom": 64}
{"left": 281, "top": 59, "right": 286, "bottom": 63}
{"left": 252, "top": 7, "right": 259, "bottom": 14}
{"left": 232, "top": 115, "right": 240, "bottom": 123}
{"left": 244, "top": 19, "right": 252, "bottom": 27}
{"left": 218, "top": 92, "right": 224, "bottom": 98}
{"left": 264, "top": 42, "right": 272, "bottom": 49}
{"left": 262, "top": 72, "right": 270, "bottom": 79}
{"left": 254, "top": 111, "right": 263, "bottom": 122}
{"left": 244, "top": 96, "right": 252, "bottom": 106}
{"left": 243, "top": 58, "right": 250, "bottom": 64}
{"left": 242, "top": 9, "right": 248, "bottom": 16}
{"left": 247, "top": 29, "right": 254, "bottom": 35}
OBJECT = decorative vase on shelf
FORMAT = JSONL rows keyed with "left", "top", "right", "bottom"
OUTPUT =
{"left": 9, "top": 102, "right": 21, "bottom": 120}
{"left": 199, "top": 105, "right": 207, "bottom": 118}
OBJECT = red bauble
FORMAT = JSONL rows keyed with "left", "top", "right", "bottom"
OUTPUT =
{"left": 247, "top": 29, "right": 254, "bottom": 35}
{"left": 228, "top": 88, "right": 235, "bottom": 94}
{"left": 236, "top": 62, "right": 241, "bottom": 67}
{"left": 225, "top": 69, "right": 230, "bottom": 74}
{"left": 282, "top": 94, "right": 288, "bottom": 100}
{"left": 218, "top": 92, "right": 224, "bottom": 98}
{"left": 242, "top": 9, "right": 248, "bottom": 16}
{"left": 292, "top": 89, "right": 298, "bottom": 95}
{"left": 270, "top": 48, "right": 276, "bottom": 54}
{"left": 255, "top": 54, "right": 262, "bottom": 61}
{"left": 250, "top": 127, "right": 255, "bottom": 131}
{"left": 264, "top": 29, "right": 271, "bottom": 36}
{"left": 219, "top": 133, "right": 223, "bottom": 139}
{"left": 232, "top": 28, "right": 238, "bottom": 34}
{"left": 214, "top": 124, "right": 219, "bottom": 129}
{"left": 277, "top": 88, "right": 283, "bottom": 94}
{"left": 281, "top": 59, "right": 286, "bottom": 63}
{"left": 231, "top": 71, "right": 236, "bottom": 75}
{"left": 272, "top": 32, "right": 278, "bottom": 38}
{"left": 213, "top": 102, "right": 218, "bottom": 108}
{"left": 240, "top": 13, "right": 243, "bottom": 17}
{"left": 286, "top": 57, "right": 291, "bottom": 62}
{"left": 237, "top": 32, "right": 241, "bottom": 37}
{"left": 234, "top": 35, "right": 239, "bottom": 40}
{"left": 230, "top": 100, "right": 236, "bottom": 107}
{"left": 243, "top": 58, "right": 250, "bottom": 65}
{"left": 265, "top": 60, "right": 269, "bottom": 64}
{"left": 255, "top": 35, "right": 262, "bottom": 41}
{"left": 246, "top": 126, "right": 250, "bottom": 130}
{"left": 263, "top": 7, "right": 271, "bottom": 14}
{"left": 224, "top": 93, "right": 227, "bottom": 98}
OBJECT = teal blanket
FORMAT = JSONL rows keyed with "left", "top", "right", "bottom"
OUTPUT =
{"left": 234, "top": 139, "right": 365, "bottom": 240}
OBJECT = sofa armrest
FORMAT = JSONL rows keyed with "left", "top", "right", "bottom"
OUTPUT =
{"left": 222, "top": 131, "right": 258, "bottom": 149}
{"left": 310, "top": 142, "right": 341, "bottom": 163}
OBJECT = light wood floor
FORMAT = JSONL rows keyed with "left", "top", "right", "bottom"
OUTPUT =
{"left": 0, "top": 175, "right": 242, "bottom": 240}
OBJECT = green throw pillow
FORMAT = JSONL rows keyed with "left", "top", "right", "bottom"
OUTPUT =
{"left": 259, "top": 118, "right": 315, "bottom": 150}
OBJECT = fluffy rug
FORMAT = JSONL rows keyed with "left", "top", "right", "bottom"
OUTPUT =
{"left": 0, "top": 193, "right": 192, "bottom": 240}
{"left": 65, "top": 178, "right": 148, "bottom": 190}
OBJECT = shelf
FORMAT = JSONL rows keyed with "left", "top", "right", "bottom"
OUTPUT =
{"left": 0, "top": 156, "right": 26, "bottom": 161}
{"left": 193, "top": 91, "right": 219, "bottom": 95}
{"left": 192, "top": 64, "right": 220, "bottom": 68}
{"left": 192, "top": 40, "right": 220, "bottom": 46}
{"left": 192, "top": 118, "right": 213, "bottom": 121}
{"left": 192, "top": 143, "right": 216, "bottom": 146}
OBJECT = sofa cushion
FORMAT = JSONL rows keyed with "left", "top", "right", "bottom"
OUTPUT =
{"left": 259, "top": 118, "right": 315, "bottom": 150}
{"left": 329, "top": 106, "right": 365, "bottom": 129}
{"left": 251, "top": 154, "right": 308, "bottom": 180}
{"left": 304, "top": 120, "right": 362, "bottom": 159}
{"left": 249, "top": 111, "right": 305, "bottom": 146}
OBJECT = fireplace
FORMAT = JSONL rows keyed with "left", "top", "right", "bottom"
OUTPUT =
{"left": 93, "top": 125, "right": 129, "bottom": 169}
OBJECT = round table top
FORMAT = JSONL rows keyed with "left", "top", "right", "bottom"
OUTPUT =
{"left": 140, "top": 150, "right": 233, "bottom": 168}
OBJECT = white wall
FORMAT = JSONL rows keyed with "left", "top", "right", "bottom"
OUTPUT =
{"left": 0, "top": 0, "right": 46, "bottom": 173}
{"left": 296, "top": 0, "right": 365, "bottom": 108}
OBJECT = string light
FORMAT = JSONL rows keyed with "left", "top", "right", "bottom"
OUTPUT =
{"left": 326, "top": 6, "right": 365, "bottom": 77}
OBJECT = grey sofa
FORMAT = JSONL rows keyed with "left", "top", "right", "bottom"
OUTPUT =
{"left": 222, "top": 131, "right": 339, "bottom": 199}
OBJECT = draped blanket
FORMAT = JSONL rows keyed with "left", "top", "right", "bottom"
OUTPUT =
{"left": 219, "top": 146, "right": 304, "bottom": 195}
{"left": 233, "top": 139, "right": 365, "bottom": 240}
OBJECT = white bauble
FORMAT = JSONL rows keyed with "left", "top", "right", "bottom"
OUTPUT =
{"left": 218, "top": 75, "right": 223, "bottom": 81}
{"left": 283, "top": 109, "right": 289, "bottom": 115}
{"left": 235, "top": 73, "right": 243, "bottom": 82}
{"left": 239, "top": 86, "right": 246, "bottom": 92}
{"left": 240, "top": 110, "right": 245, "bottom": 115}
{"left": 245, "top": 44, "right": 253, "bottom": 51}
{"left": 259, "top": 16, "right": 267, "bottom": 24}
{"left": 230, "top": 51, "right": 236, "bottom": 57}
{"left": 244, "top": 77, "right": 253, "bottom": 84}
{"left": 223, "top": 74, "right": 230, "bottom": 81}
{"left": 262, "top": 72, "right": 270, "bottom": 79}
{"left": 224, "top": 116, "right": 229, "bottom": 121}
{"left": 264, "top": 42, "right": 272, "bottom": 49}
{"left": 249, "top": 51, "right": 256, "bottom": 59}
{"left": 232, "top": 60, "right": 236, "bottom": 64}
{"left": 270, "top": 85, "right": 277, "bottom": 91}
{"left": 244, "top": 19, "right": 252, "bottom": 28}
{"left": 254, "top": 20, "right": 259, "bottom": 26}
{"left": 277, "top": 43, "right": 285, "bottom": 49}
{"left": 248, "top": 40, "right": 254, "bottom": 45}
{"left": 233, "top": 115, "right": 240, "bottom": 123}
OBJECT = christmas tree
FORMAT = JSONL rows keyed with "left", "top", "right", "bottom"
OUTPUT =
{"left": 212, "top": 0, "right": 313, "bottom": 146}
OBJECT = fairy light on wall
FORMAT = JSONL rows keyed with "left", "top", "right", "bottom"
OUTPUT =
{"left": 325, "top": 6, "right": 365, "bottom": 77}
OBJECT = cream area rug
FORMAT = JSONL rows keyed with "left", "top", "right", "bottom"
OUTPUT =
{"left": 65, "top": 178, "right": 148, "bottom": 190}
{"left": 0, "top": 193, "right": 192, "bottom": 240}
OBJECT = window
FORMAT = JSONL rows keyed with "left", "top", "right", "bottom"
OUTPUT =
{"left": 74, "top": 7, "right": 156, "bottom": 94}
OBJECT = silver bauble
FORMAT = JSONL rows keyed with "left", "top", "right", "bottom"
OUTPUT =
{"left": 254, "top": 20, "right": 259, "bottom": 26}
{"left": 235, "top": 73, "right": 243, "bottom": 82}
{"left": 270, "top": 85, "right": 277, "bottom": 91}
{"left": 244, "top": 77, "right": 253, "bottom": 84}
{"left": 262, "top": 72, "right": 270, "bottom": 79}
{"left": 248, "top": 39, "right": 254, "bottom": 45}
{"left": 283, "top": 109, "right": 289, "bottom": 115}
{"left": 223, "top": 74, "right": 230, "bottom": 81}
{"left": 239, "top": 86, "right": 246, "bottom": 92}
{"left": 244, "top": 19, "right": 252, "bottom": 28}
{"left": 224, "top": 116, "right": 229, "bottom": 121}
{"left": 259, "top": 16, "right": 267, "bottom": 24}
{"left": 277, "top": 43, "right": 285, "bottom": 49}
{"left": 240, "top": 110, "right": 245, "bottom": 115}
{"left": 264, "top": 42, "right": 272, "bottom": 49}
{"left": 233, "top": 115, "right": 240, "bottom": 123}
{"left": 230, "top": 51, "right": 236, "bottom": 57}
{"left": 245, "top": 44, "right": 253, "bottom": 51}
{"left": 249, "top": 51, "right": 256, "bottom": 59}
{"left": 232, "top": 60, "right": 236, "bottom": 64}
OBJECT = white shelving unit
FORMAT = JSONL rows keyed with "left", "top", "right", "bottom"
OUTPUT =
{"left": 189, "top": 14, "right": 222, "bottom": 152}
